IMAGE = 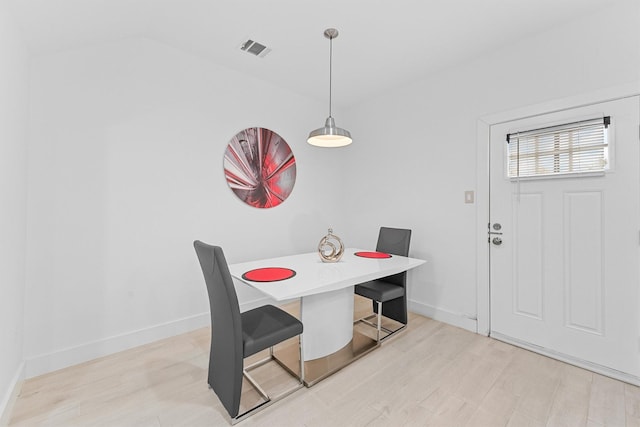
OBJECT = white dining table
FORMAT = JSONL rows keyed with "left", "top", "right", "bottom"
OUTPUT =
{"left": 229, "top": 248, "right": 426, "bottom": 365}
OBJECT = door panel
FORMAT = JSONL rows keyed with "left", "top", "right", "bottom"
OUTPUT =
{"left": 563, "top": 191, "right": 603, "bottom": 335}
{"left": 512, "top": 192, "right": 543, "bottom": 320}
{"left": 490, "top": 96, "right": 640, "bottom": 378}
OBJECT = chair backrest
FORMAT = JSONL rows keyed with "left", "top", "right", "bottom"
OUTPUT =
{"left": 376, "top": 227, "right": 411, "bottom": 256}
{"left": 376, "top": 227, "right": 412, "bottom": 286}
{"left": 193, "top": 241, "right": 244, "bottom": 418}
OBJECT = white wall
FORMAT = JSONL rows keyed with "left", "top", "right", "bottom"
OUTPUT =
{"left": 0, "top": 0, "right": 29, "bottom": 421}
{"left": 24, "top": 38, "right": 349, "bottom": 376}
{"left": 19, "top": 0, "right": 640, "bottom": 380}
{"left": 342, "top": 1, "right": 640, "bottom": 330}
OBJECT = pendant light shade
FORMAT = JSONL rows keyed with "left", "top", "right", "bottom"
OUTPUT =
{"left": 307, "top": 28, "right": 352, "bottom": 148}
{"left": 308, "top": 117, "right": 352, "bottom": 147}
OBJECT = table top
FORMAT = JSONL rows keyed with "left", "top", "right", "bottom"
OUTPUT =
{"left": 229, "top": 248, "right": 426, "bottom": 301}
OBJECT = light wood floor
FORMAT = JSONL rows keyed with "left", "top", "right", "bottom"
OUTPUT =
{"left": 9, "top": 297, "right": 640, "bottom": 426}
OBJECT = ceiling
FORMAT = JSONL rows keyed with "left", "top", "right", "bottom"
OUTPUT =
{"left": 7, "top": 0, "right": 626, "bottom": 108}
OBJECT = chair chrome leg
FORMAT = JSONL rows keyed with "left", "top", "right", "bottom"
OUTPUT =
{"left": 231, "top": 340, "right": 305, "bottom": 424}
{"left": 242, "top": 369, "right": 270, "bottom": 401}
{"left": 382, "top": 324, "right": 407, "bottom": 341}
{"left": 299, "top": 334, "right": 305, "bottom": 384}
{"left": 376, "top": 301, "right": 382, "bottom": 342}
{"left": 232, "top": 399, "right": 272, "bottom": 425}
{"left": 355, "top": 302, "right": 407, "bottom": 343}
{"left": 244, "top": 354, "right": 274, "bottom": 371}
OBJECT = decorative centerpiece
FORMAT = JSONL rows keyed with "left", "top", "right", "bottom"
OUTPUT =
{"left": 318, "top": 228, "right": 344, "bottom": 263}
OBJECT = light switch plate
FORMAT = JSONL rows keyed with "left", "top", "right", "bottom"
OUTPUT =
{"left": 465, "top": 190, "right": 475, "bottom": 204}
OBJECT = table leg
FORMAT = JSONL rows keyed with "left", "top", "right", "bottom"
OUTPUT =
{"left": 270, "top": 288, "right": 380, "bottom": 387}
{"left": 300, "top": 286, "right": 354, "bottom": 361}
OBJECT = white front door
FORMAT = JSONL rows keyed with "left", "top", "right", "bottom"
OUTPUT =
{"left": 489, "top": 96, "right": 640, "bottom": 380}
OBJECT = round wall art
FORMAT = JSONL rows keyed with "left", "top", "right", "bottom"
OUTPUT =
{"left": 223, "top": 127, "right": 297, "bottom": 209}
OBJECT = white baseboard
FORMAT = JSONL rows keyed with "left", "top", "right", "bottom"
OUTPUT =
{"left": 22, "top": 296, "right": 453, "bottom": 381}
{"left": 23, "top": 295, "right": 276, "bottom": 380}
{"left": 492, "top": 331, "right": 640, "bottom": 386}
{"left": 409, "top": 300, "right": 477, "bottom": 333}
{"left": 0, "top": 362, "right": 25, "bottom": 427}
{"left": 25, "top": 312, "right": 210, "bottom": 379}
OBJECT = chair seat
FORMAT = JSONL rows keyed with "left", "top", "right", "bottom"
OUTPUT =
{"left": 355, "top": 279, "right": 404, "bottom": 303}
{"left": 241, "top": 305, "right": 303, "bottom": 357}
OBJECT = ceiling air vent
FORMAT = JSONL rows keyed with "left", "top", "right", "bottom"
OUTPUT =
{"left": 239, "top": 39, "right": 271, "bottom": 58}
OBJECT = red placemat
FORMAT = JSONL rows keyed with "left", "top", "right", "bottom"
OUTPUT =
{"left": 354, "top": 251, "right": 392, "bottom": 259}
{"left": 242, "top": 267, "right": 296, "bottom": 282}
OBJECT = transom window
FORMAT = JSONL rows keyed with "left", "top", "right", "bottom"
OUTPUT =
{"left": 507, "top": 117, "right": 610, "bottom": 179}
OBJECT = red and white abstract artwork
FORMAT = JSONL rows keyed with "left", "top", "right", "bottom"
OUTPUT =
{"left": 223, "top": 128, "right": 296, "bottom": 208}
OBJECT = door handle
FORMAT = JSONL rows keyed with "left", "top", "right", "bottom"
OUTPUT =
{"left": 488, "top": 223, "right": 503, "bottom": 243}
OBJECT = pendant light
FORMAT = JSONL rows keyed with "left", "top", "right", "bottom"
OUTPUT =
{"left": 307, "top": 28, "right": 352, "bottom": 147}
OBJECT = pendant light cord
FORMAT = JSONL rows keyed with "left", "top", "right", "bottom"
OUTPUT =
{"left": 328, "top": 35, "right": 333, "bottom": 118}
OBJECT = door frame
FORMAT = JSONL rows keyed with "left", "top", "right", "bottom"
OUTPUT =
{"left": 475, "top": 82, "right": 640, "bottom": 336}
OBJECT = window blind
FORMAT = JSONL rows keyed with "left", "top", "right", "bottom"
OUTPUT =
{"left": 506, "top": 117, "right": 610, "bottom": 179}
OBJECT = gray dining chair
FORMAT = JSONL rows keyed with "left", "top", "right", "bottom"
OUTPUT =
{"left": 193, "top": 241, "right": 304, "bottom": 424}
{"left": 354, "top": 227, "right": 412, "bottom": 342}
